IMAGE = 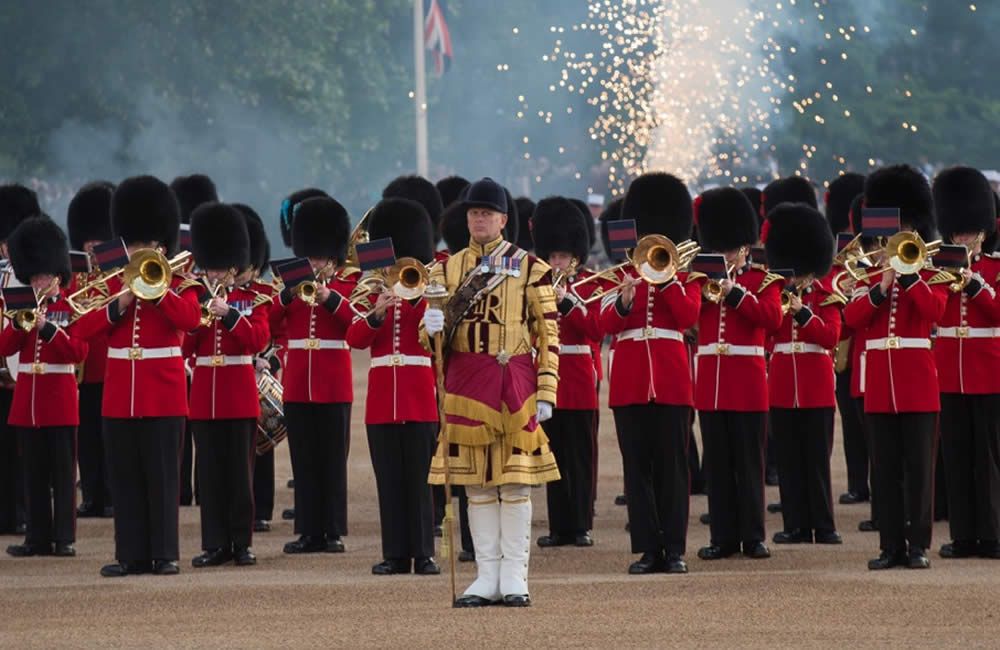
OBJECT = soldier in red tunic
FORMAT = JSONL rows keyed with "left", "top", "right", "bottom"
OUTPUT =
{"left": 695, "top": 187, "right": 783, "bottom": 561}
{"left": 764, "top": 203, "right": 844, "bottom": 545}
{"left": 931, "top": 166, "right": 1000, "bottom": 560}
{"left": 2, "top": 218, "right": 88, "bottom": 558}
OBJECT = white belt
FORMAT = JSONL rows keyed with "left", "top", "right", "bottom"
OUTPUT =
{"left": 287, "top": 338, "right": 348, "bottom": 351}
{"left": 618, "top": 327, "right": 684, "bottom": 343}
{"left": 559, "top": 345, "right": 593, "bottom": 355}
{"left": 865, "top": 337, "right": 931, "bottom": 351}
{"left": 772, "top": 342, "right": 828, "bottom": 355}
{"left": 370, "top": 354, "right": 431, "bottom": 368}
{"left": 108, "top": 346, "right": 182, "bottom": 361}
{"left": 936, "top": 327, "right": 1000, "bottom": 339}
{"left": 17, "top": 363, "right": 75, "bottom": 375}
{"left": 697, "top": 343, "right": 765, "bottom": 357}
{"left": 195, "top": 355, "right": 253, "bottom": 367}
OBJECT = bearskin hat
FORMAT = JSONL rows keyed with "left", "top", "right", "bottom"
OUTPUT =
{"left": 367, "top": 197, "right": 435, "bottom": 264}
{"left": 849, "top": 192, "right": 866, "bottom": 240}
{"left": 382, "top": 175, "right": 444, "bottom": 244}
{"left": 436, "top": 175, "right": 470, "bottom": 208}
{"left": 503, "top": 187, "right": 520, "bottom": 245}
{"left": 740, "top": 187, "right": 764, "bottom": 227}
{"left": 622, "top": 172, "right": 693, "bottom": 243}
{"left": 280, "top": 188, "right": 329, "bottom": 247}
{"left": 67, "top": 181, "right": 114, "bottom": 250}
{"left": 696, "top": 187, "right": 759, "bottom": 253}
{"left": 0, "top": 183, "right": 41, "bottom": 242}
{"left": 8, "top": 217, "right": 71, "bottom": 286}
{"left": 568, "top": 198, "right": 596, "bottom": 254}
{"left": 987, "top": 193, "right": 1000, "bottom": 254}
{"left": 440, "top": 202, "right": 470, "bottom": 254}
{"left": 598, "top": 197, "right": 624, "bottom": 259}
{"left": 190, "top": 203, "right": 250, "bottom": 271}
{"left": 762, "top": 176, "right": 818, "bottom": 216}
{"left": 532, "top": 196, "right": 591, "bottom": 266}
{"left": 864, "top": 164, "right": 935, "bottom": 241}
{"left": 232, "top": 204, "right": 269, "bottom": 273}
{"left": 170, "top": 174, "right": 218, "bottom": 225}
{"left": 291, "top": 196, "right": 351, "bottom": 263}
{"left": 825, "top": 173, "right": 865, "bottom": 235}
{"left": 514, "top": 197, "right": 536, "bottom": 251}
{"left": 932, "top": 166, "right": 996, "bottom": 242}
{"left": 764, "top": 203, "right": 835, "bottom": 278}
{"left": 111, "top": 175, "right": 181, "bottom": 256}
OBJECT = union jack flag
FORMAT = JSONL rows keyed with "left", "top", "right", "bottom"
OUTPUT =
{"left": 425, "top": 0, "right": 453, "bottom": 77}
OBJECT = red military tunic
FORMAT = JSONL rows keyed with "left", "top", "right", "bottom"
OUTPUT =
{"left": 552, "top": 270, "right": 602, "bottom": 410}
{"left": 345, "top": 294, "right": 438, "bottom": 424}
{"left": 695, "top": 265, "right": 783, "bottom": 412}
{"left": 0, "top": 293, "right": 88, "bottom": 427}
{"left": 767, "top": 282, "right": 843, "bottom": 409}
{"left": 270, "top": 271, "right": 358, "bottom": 404}
{"left": 73, "top": 275, "right": 202, "bottom": 418}
{"left": 185, "top": 285, "right": 271, "bottom": 420}
{"left": 934, "top": 253, "right": 1000, "bottom": 395}
{"left": 68, "top": 270, "right": 110, "bottom": 385}
{"left": 844, "top": 268, "right": 949, "bottom": 413}
{"left": 600, "top": 271, "right": 702, "bottom": 408}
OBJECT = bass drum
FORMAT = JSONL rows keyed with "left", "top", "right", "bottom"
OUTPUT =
{"left": 255, "top": 369, "right": 287, "bottom": 455}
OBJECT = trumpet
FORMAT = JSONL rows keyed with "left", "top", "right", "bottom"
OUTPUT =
{"left": 703, "top": 263, "right": 737, "bottom": 304}
{"left": 66, "top": 249, "right": 192, "bottom": 315}
{"left": 346, "top": 257, "right": 431, "bottom": 315}
{"left": 573, "top": 235, "right": 701, "bottom": 305}
{"left": 8, "top": 278, "right": 59, "bottom": 331}
{"left": 552, "top": 259, "right": 579, "bottom": 289}
{"left": 780, "top": 282, "right": 804, "bottom": 315}
{"left": 199, "top": 271, "right": 234, "bottom": 327}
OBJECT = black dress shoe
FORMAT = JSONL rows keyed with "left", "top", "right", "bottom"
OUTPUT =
{"left": 6, "top": 542, "right": 52, "bottom": 557}
{"left": 253, "top": 520, "right": 271, "bottom": 533}
{"left": 453, "top": 595, "right": 498, "bottom": 608}
{"left": 53, "top": 543, "right": 76, "bottom": 557}
{"left": 743, "top": 542, "right": 771, "bottom": 559}
{"left": 813, "top": 530, "right": 843, "bottom": 545}
{"left": 697, "top": 544, "right": 740, "bottom": 560}
{"left": 907, "top": 548, "right": 930, "bottom": 569}
{"left": 765, "top": 468, "right": 779, "bottom": 486}
{"left": 614, "top": 494, "right": 627, "bottom": 506}
{"left": 628, "top": 551, "right": 665, "bottom": 574}
{"left": 152, "top": 560, "right": 180, "bottom": 575}
{"left": 502, "top": 594, "right": 531, "bottom": 607}
{"left": 281, "top": 508, "right": 295, "bottom": 521}
{"left": 286, "top": 479, "right": 295, "bottom": 488}
{"left": 325, "top": 537, "right": 345, "bottom": 553}
{"left": 100, "top": 561, "right": 151, "bottom": 577}
{"left": 283, "top": 536, "right": 325, "bottom": 554}
{"left": 77, "top": 502, "right": 102, "bottom": 518}
{"left": 664, "top": 554, "right": 688, "bottom": 574}
{"left": 978, "top": 540, "right": 1000, "bottom": 559}
{"left": 233, "top": 547, "right": 257, "bottom": 566}
{"left": 867, "top": 550, "right": 906, "bottom": 570}
{"left": 699, "top": 513, "right": 711, "bottom": 525}
{"left": 537, "top": 534, "right": 574, "bottom": 548}
{"left": 939, "top": 541, "right": 977, "bottom": 558}
{"left": 458, "top": 550, "right": 475, "bottom": 562}
{"left": 858, "top": 519, "right": 878, "bottom": 532}
{"left": 372, "top": 559, "right": 411, "bottom": 575}
{"left": 839, "top": 490, "right": 870, "bottom": 505}
{"left": 773, "top": 529, "right": 811, "bottom": 544}
{"left": 574, "top": 533, "right": 594, "bottom": 547}
{"left": 192, "top": 548, "right": 233, "bottom": 568}
{"left": 766, "top": 502, "right": 783, "bottom": 514}
{"left": 414, "top": 557, "right": 441, "bottom": 575}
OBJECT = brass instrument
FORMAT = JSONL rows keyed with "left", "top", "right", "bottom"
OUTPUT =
{"left": 199, "top": 271, "right": 234, "bottom": 327}
{"left": 343, "top": 207, "right": 373, "bottom": 272}
{"left": 552, "top": 259, "right": 579, "bottom": 289}
{"left": 847, "top": 231, "right": 941, "bottom": 285}
{"left": 66, "top": 249, "right": 193, "bottom": 315}
{"left": 574, "top": 235, "right": 701, "bottom": 305}
{"left": 780, "top": 281, "right": 805, "bottom": 316}
{"left": 8, "top": 278, "right": 59, "bottom": 331}
{"left": 703, "top": 262, "right": 737, "bottom": 304}
{"left": 346, "top": 257, "right": 432, "bottom": 316}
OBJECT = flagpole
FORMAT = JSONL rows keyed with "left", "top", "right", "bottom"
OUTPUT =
{"left": 413, "top": 0, "right": 429, "bottom": 177}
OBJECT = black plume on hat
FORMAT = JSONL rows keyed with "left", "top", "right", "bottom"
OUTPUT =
{"left": 436, "top": 175, "right": 470, "bottom": 208}
{"left": 825, "top": 173, "right": 865, "bottom": 234}
{"left": 765, "top": 203, "right": 835, "bottom": 278}
{"left": 0, "top": 184, "right": 42, "bottom": 242}
{"left": 291, "top": 197, "right": 351, "bottom": 263}
{"left": 67, "top": 181, "right": 115, "bottom": 250}
{"left": 8, "top": 217, "right": 71, "bottom": 286}
{"left": 532, "top": 196, "right": 591, "bottom": 265}
{"left": 864, "top": 164, "right": 935, "bottom": 241}
{"left": 440, "top": 202, "right": 469, "bottom": 254}
{"left": 280, "top": 188, "right": 329, "bottom": 247}
{"left": 514, "top": 197, "right": 536, "bottom": 251}
{"left": 170, "top": 174, "right": 218, "bottom": 224}
{"left": 382, "top": 175, "right": 444, "bottom": 244}
{"left": 232, "top": 203, "right": 269, "bottom": 273}
{"left": 932, "top": 166, "right": 996, "bottom": 241}
{"left": 367, "top": 197, "right": 435, "bottom": 264}
{"left": 191, "top": 203, "right": 250, "bottom": 271}
{"left": 622, "top": 172, "right": 693, "bottom": 243}
{"left": 696, "top": 187, "right": 759, "bottom": 252}
{"left": 111, "top": 175, "right": 181, "bottom": 256}
{"left": 598, "top": 197, "right": 624, "bottom": 259}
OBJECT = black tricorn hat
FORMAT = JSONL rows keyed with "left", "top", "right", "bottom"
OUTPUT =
{"left": 111, "top": 175, "right": 181, "bottom": 256}
{"left": 0, "top": 183, "right": 41, "bottom": 242}
{"left": 67, "top": 181, "right": 115, "bottom": 250}
{"left": 622, "top": 172, "right": 693, "bottom": 242}
{"left": 191, "top": 203, "right": 250, "bottom": 271}
{"left": 367, "top": 197, "right": 435, "bottom": 264}
{"left": 864, "top": 164, "right": 935, "bottom": 241}
{"left": 762, "top": 176, "right": 818, "bottom": 216}
{"left": 8, "top": 217, "right": 71, "bottom": 286}
{"left": 291, "top": 196, "right": 351, "bottom": 263}
{"left": 532, "top": 196, "right": 591, "bottom": 265}
{"left": 598, "top": 197, "right": 624, "bottom": 259}
{"left": 764, "top": 203, "right": 835, "bottom": 278}
{"left": 382, "top": 175, "right": 444, "bottom": 244}
{"left": 514, "top": 197, "right": 536, "bottom": 251}
{"left": 568, "top": 198, "right": 596, "bottom": 255}
{"left": 440, "top": 202, "right": 469, "bottom": 254}
{"left": 825, "top": 173, "right": 865, "bottom": 234}
{"left": 232, "top": 203, "right": 269, "bottom": 273}
{"left": 280, "top": 188, "right": 329, "bottom": 247}
{"left": 932, "top": 166, "right": 996, "bottom": 241}
{"left": 696, "top": 187, "right": 759, "bottom": 253}
{"left": 170, "top": 174, "right": 218, "bottom": 225}
{"left": 436, "top": 175, "right": 470, "bottom": 208}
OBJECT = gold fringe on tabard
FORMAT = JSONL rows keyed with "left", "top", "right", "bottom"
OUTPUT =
{"left": 427, "top": 436, "right": 561, "bottom": 487}
{"left": 441, "top": 392, "right": 539, "bottom": 451}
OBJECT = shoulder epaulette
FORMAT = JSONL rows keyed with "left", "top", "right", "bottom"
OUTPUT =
{"left": 252, "top": 293, "right": 273, "bottom": 308}
{"left": 758, "top": 272, "right": 784, "bottom": 291}
{"left": 685, "top": 271, "right": 707, "bottom": 283}
{"left": 820, "top": 292, "right": 848, "bottom": 306}
{"left": 927, "top": 270, "right": 957, "bottom": 286}
{"left": 176, "top": 278, "right": 203, "bottom": 293}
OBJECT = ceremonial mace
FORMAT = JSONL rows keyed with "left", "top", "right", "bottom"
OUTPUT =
{"left": 424, "top": 279, "right": 457, "bottom": 606}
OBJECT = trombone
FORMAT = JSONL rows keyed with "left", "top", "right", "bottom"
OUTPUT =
{"left": 572, "top": 235, "right": 701, "bottom": 305}
{"left": 832, "top": 231, "right": 940, "bottom": 294}
{"left": 66, "top": 249, "right": 193, "bottom": 316}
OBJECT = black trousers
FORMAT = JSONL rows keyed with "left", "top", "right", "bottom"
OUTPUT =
{"left": 19, "top": 427, "right": 76, "bottom": 545}
{"left": 771, "top": 408, "right": 836, "bottom": 532}
{"left": 285, "top": 402, "right": 350, "bottom": 539}
{"left": 104, "top": 417, "right": 183, "bottom": 563}
{"left": 614, "top": 404, "right": 691, "bottom": 555}
{"left": 193, "top": 419, "right": 256, "bottom": 551}
{"left": 688, "top": 417, "right": 705, "bottom": 493}
{"left": 253, "top": 448, "right": 275, "bottom": 521}
{"left": 935, "top": 445, "right": 949, "bottom": 521}
{"left": 836, "top": 370, "right": 869, "bottom": 497}
{"left": 180, "top": 418, "right": 195, "bottom": 505}
{"left": 77, "top": 383, "right": 111, "bottom": 509}
{"left": 867, "top": 412, "right": 936, "bottom": 553}
{"left": 0, "top": 388, "right": 24, "bottom": 533}
{"left": 700, "top": 410, "right": 767, "bottom": 547}
{"left": 545, "top": 409, "right": 597, "bottom": 536}
{"left": 857, "top": 397, "right": 879, "bottom": 524}
{"left": 940, "top": 394, "right": 1000, "bottom": 543}
{"left": 367, "top": 422, "right": 436, "bottom": 560}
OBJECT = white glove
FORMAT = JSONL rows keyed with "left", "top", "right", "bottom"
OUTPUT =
{"left": 536, "top": 401, "right": 554, "bottom": 423}
{"left": 423, "top": 308, "right": 445, "bottom": 335}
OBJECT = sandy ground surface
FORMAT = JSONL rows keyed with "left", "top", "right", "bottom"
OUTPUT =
{"left": 2, "top": 351, "right": 999, "bottom": 649}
